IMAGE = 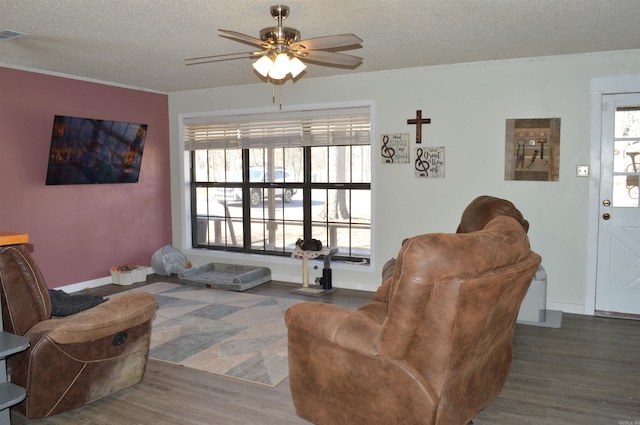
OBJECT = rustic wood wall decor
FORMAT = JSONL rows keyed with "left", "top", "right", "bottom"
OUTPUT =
{"left": 407, "top": 110, "right": 431, "bottom": 144}
{"left": 505, "top": 118, "right": 560, "bottom": 181}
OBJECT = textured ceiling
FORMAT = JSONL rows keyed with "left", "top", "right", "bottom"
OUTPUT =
{"left": 1, "top": 0, "right": 639, "bottom": 93}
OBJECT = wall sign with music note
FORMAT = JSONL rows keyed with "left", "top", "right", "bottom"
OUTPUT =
{"left": 380, "top": 133, "right": 410, "bottom": 164}
{"left": 415, "top": 146, "right": 445, "bottom": 178}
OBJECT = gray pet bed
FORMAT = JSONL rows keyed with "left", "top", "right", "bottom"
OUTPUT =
{"left": 178, "top": 263, "right": 271, "bottom": 292}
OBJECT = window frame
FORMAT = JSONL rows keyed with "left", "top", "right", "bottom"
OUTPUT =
{"left": 184, "top": 103, "right": 373, "bottom": 263}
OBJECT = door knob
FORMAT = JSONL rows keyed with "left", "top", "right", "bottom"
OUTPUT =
{"left": 602, "top": 213, "right": 611, "bottom": 220}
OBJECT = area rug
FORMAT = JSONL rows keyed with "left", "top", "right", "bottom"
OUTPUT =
{"left": 114, "top": 282, "right": 301, "bottom": 387}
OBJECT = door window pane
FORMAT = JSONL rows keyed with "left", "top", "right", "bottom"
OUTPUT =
{"left": 612, "top": 108, "right": 640, "bottom": 207}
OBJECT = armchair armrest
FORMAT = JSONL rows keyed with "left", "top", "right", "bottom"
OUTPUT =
{"left": 285, "top": 301, "right": 386, "bottom": 357}
{"left": 28, "top": 292, "right": 157, "bottom": 344}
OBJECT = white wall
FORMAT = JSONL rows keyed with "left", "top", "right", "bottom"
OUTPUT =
{"left": 169, "top": 49, "right": 640, "bottom": 313}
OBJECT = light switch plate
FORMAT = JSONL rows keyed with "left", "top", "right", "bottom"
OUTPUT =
{"left": 576, "top": 165, "right": 589, "bottom": 177}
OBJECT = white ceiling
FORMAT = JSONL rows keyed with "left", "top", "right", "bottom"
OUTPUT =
{"left": 1, "top": 0, "right": 639, "bottom": 93}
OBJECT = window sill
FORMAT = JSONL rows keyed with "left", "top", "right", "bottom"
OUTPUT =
{"left": 183, "top": 247, "right": 373, "bottom": 273}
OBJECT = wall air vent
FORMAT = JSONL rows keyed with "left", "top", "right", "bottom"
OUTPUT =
{"left": 0, "top": 30, "right": 27, "bottom": 41}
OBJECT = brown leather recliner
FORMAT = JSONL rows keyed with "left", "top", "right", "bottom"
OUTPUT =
{"left": 285, "top": 198, "right": 541, "bottom": 425}
{"left": 0, "top": 244, "right": 157, "bottom": 418}
{"left": 378, "top": 195, "right": 530, "bottom": 294}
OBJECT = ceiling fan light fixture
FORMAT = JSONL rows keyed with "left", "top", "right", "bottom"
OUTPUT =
{"left": 252, "top": 55, "right": 273, "bottom": 77}
{"left": 288, "top": 56, "right": 307, "bottom": 78}
{"left": 268, "top": 52, "right": 291, "bottom": 80}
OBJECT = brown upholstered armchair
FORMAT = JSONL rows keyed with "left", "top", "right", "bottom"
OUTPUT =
{"left": 285, "top": 198, "right": 540, "bottom": 425}
{"left": 0, "top": 244, "right": 157, "bottom": 418}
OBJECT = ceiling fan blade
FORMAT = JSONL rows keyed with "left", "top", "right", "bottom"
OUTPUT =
{"left": 295, "top": 50, "right": 362, "bottom": 67}
{"left": 290, "top": 34, "right": 362, "bottom": 51}
{"left": 219, "top": 29, "right": 271, "bottom": 49}
{"left": 185, "top": 51, "right": 263, "bottom": 66}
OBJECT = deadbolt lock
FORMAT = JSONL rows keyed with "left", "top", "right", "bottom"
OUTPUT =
{"left": 602, "top": 199, "right": 611, "bottom": 207}
{"left": 602, "top": 213, "right": 611, "bottom": 220}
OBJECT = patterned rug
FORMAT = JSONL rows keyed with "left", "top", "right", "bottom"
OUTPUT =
{"left": 116, "top": 282, "right": 300, "bottom": 387}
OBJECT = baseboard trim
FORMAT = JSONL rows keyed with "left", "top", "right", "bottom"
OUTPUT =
{"left": 55, "top": 276, "right": 112, "bottom": 293}
{"left": 270, "top": 272, "right": 377, "bottom": 293}
{"left": 547, "top": 301, "right": 586, "bottom": 315}
{"left": 55, "top": 268, "right": 152, "bottom": 293}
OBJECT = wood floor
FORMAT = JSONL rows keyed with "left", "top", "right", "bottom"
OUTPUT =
{"left": 11, "top": 276, "right": 640, "bottom": 424}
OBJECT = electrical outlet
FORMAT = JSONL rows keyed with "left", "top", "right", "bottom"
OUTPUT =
{"left": 576, "top": 165, "right": 589, "bottom": 177}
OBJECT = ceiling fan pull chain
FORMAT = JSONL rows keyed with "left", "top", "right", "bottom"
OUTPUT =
{"left": 272, "top": 80, "right": 276, "bottom": 104}
{"left": 269, "top": 79, "right": 284, "bottom": 109}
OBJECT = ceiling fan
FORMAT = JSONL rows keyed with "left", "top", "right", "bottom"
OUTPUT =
{"left": 185, "top": 4, "right": 363, "bottom": 82}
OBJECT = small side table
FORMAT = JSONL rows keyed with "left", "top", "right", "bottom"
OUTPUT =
{"left": 290, "top": 246, "right": 338, "bottom": 296}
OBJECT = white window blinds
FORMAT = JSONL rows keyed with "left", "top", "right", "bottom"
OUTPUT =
{"left": 184, "top": 105, "right": 370, "bottom": 150}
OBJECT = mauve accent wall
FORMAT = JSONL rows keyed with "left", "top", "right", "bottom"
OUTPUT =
{"left": 0, "top": 67, "right": 171, "bottom": 288}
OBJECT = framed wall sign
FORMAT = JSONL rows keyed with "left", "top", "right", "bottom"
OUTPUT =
{"left": 381, "top": 133, "right": 410, "bottom": 164}
{"left": 415, "top": 146, "right": 445, "bottom": 178}
{"left": 505, "top": 118, "right": 560, "bottom": 181}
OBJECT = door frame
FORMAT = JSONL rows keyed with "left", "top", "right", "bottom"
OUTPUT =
{"left": 585, "top": 75, "right": 640, "bottom": 315}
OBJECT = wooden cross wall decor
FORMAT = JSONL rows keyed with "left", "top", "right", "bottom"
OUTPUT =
{"left": 407, "top": 110, "right": 431, "bottom": 144}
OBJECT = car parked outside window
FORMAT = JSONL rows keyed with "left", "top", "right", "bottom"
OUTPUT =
{"left": 214, "top": 166, "right": 297, "bottom": 207}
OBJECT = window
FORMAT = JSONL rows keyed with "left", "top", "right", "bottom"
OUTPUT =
{"left": 185, "top": 105, "right": 371, "bottom": 262}
{"left": 613, "top": 106, "right": 639, "bottom": 206}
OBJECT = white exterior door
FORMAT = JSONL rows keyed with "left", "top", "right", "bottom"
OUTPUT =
{"left": 595, "top": 93, "right": 640, "bottom": 317}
